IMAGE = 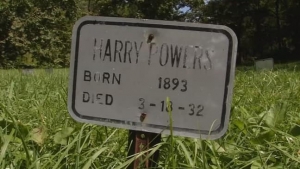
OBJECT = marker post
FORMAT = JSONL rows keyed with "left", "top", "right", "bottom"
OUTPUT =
{"left": 127, "top": 130, "right": 161, "bottom": 169}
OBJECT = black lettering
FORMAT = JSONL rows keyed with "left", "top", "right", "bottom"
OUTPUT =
{"left": 93, "top": 38, "right": 103, "bottom": 60}
{"left": 160, "top": 100, "right": 173, "bottom": 112}
{"left": 103, "top": 39, "right": 112, "bottom": 62}
{"left": 139, "top": 98, "right": 145, "bottom": 109}
{"left": 164, "top": 78, "right": 171, "bottom": 89}
{"left": 172, "top": 78, "right": 179, "bottom": 90}
{"left": 83, "top": 92, "right": 90, "bottom": 102}
{"left": 158, "top": 77, "right": 162, "bottom": 89}
{"left": 93, "top": 39, "right": 97, "bottom": 60}
{"left": 91, "top": 93, "right": 94, "bottom": 103}
{"left": 181, "top": 80, "right": 187, "bottom": 92}
{"left": 114, "top": 40, "right": 123, "bottom": 62}
{"left": 183, "top": 46, "right": 189, "bottom": 68}
{"left": 105, "top": 94, "right": 113, "bottom": 105}
{"left": 112, "top": 73, "right": 121, "bottom": 85}
{"left": 189, "top": 104, "right": 195, "bottom": 115}
{"left": 96, "top": 94, "right": 103, "bottom": 104}
{"left": 159, "top": 43, "right": 169, "bottom": 66}
{"left": 93, "top": 72, "right": 101, "bottom": 82}
{"left": 149, "top": 43, "right": 158, "bottom": 65}
{"left": 170, "top": 45, "right": 182, "bottom": 68}
{"left": 167, "top": 101, "right": 173, "bottom": 112}
{"left": 196, "top": 105, "right": 204, "bottom": 116}
{"left": 84, "top": 70, "right": 91, "bottom": 81}
{"left": 204, "top": 49, "right": 213, "bottom": 70}
{"left": 102, "top": 72, "right": 110, "bottom": 84}
{"left": 161, "top": 101, "right": 165, "bottom": 112}
{"left": 135, "top": 42, "right": 143, "bottom": 64}
{"left": 124, "top": 41, "right": 132, "bottom": 63}
{"left": 193, "top": 46, "right": 203, "bottom": 69}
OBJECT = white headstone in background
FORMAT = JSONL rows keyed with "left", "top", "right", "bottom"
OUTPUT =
{"left": 255, "top": 58, "right": 274, "bottom": 71}
{"left": 21, "top": 69, "right": 34, "bottom": 75}
{"left": 45, "top": 68, "right": 53, "bottom": 74}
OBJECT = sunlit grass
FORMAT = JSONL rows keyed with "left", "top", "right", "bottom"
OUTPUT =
{"left": 0, "top": 63, "right": 299, "bottom": 168}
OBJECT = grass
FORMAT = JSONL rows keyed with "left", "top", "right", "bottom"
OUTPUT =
{"left": 0, "top": 63, "right": 300, "bottom": 169}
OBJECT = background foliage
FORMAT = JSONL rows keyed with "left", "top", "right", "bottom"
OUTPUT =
{"left": 0, "top": 0, "right": 299, "bottom": 68}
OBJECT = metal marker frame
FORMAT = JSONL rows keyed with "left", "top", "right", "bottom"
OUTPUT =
{"left": 68, "top": 16, "right": 238, "bottom": 140}
{"left": 68, "top": 16, "right": 238, "bottom": 169}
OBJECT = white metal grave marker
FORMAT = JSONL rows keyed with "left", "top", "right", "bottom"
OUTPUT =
{"left": 255, "top": 58, "right": 274, "bottom": 71}
{"left": 21, "top": 69, "right": 34, "bottom": 75}
{"left": 68, "top": 16, "right": 238, "bottom": 139}
{"left": 45, "top": 68, "right": 53, "bottom": 74}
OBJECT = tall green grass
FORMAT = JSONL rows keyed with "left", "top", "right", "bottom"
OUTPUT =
{"left": 0, "top": 63, "right": 299, "bottom": 169}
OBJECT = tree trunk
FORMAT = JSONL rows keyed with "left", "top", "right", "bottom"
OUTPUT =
{"left": 275, "top": 0, "right": 282, "bottom": 51}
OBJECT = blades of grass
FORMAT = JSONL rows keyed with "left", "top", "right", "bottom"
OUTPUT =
{"left": 239, "top": 157, "right": 260, "bottom": 169}
{"left": 8, "top": 81, "right": 14, "bottom": 99}
{"left": 105, "top": 126, "right": 109, "bottom": 138}
{"left": 115, "top": 151, "right": 146, "bottom": 169}
{"left": 0, "top": 102, "right": 31, "bottom": 165}
{"left": 194, "top": 139, "right": 198, "bottom": 166}
{"left": 208, "top": 141, "right": 224, "bottom": 169}
{"left": 58, "top": 84, "right": 68, "bottom": 107}
{"left": 28, "top": 154, "right": 53, "bottom": 169}
{"left": 82, "top": 147, "right": 109, "bottom": 169}
{"left": 138, "top": 142, "right": 164, "bottom": 168}
{"left": 101, "top": 128, "right": 118, "bottom": 147}
{"left": 106, "top": 137, "right": 119, "bottom": 161}
{"left": 200, "top": 140, "right": 208, "bottom": 168}
{"left": 52, "top": 134, "right": 79, "bottom": 169}
{"left": 256, "top": 148, "right": 266, "bottom": 169}
{"left": 166, "top": 96, "right": 176, "bottom": 168}
{"left": 41, "top": 85, "right": 51, "bottom": 108}
{"left": 223, "top": 156, "right": 242, "bottom": 169}
{"left": 206, "top": 120, "right": 221, "bottom": 168}
{"left": 115, "top": 143, "right": 162, "bottom": 169}
{"left": 146, "top": 143, "right": 164, "bottom": 168}
{"left": 117, "top": 155, "right": 138, "bottom": 169}
{"left": 267, "top": 142, "right": 300, "bottom": 163}
{"left": 80, "top": 125, "right": 95, "bottom": 152}
{"left": 76, "top": 123, "right": 89, "bottom": 169}
{"left": 0, "top": 128, "right": 15, "bottom": 164}
{"left": 176, "top": 139, "right": 194, "bottom": 167}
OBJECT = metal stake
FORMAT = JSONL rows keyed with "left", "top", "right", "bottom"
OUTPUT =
{"left": 127, "top": 130, "right": 161, "bottom": 169}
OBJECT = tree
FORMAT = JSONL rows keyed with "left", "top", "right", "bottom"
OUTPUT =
{"left": 87, "top": 0, "right": 190, "bottom": 20}
{"left": 0, "top": 0, "right": 79, "bottom": 68}
{"left": 200, "top": 0, "right": 300, "bottom": 64}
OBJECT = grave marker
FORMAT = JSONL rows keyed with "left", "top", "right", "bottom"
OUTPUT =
{"left": 255, "top": 58, "right": 274, "bottom": 71}
{"left": 21, "top": 69, "right": 34, "bottom": 75}
{"left": 67, "top": 16, "right": 238, "bottom": 168}
{"left": 45, "top": 68, "right": 53, "bottom": 74}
